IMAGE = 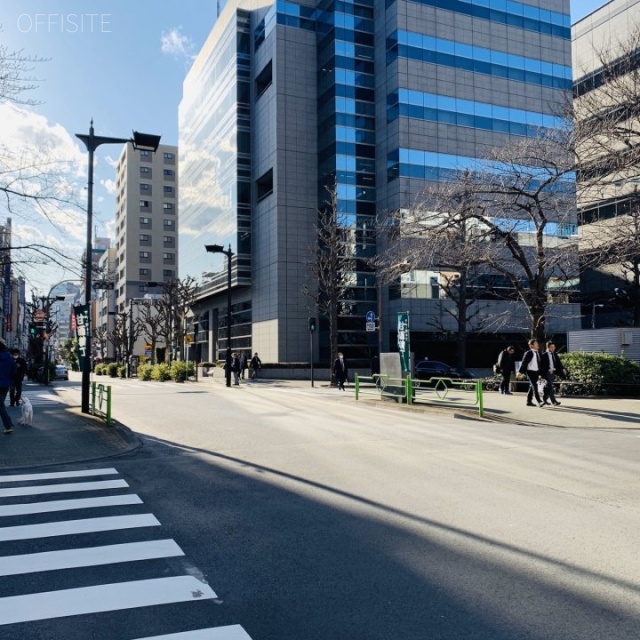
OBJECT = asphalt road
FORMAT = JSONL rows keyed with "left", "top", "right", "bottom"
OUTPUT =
{"left": 8, "top": 378, "right": 640, "bottom": 639}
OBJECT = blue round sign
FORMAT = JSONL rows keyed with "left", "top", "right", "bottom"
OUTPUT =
{"left": 366, "top": 310, "right": 375, "bottom": 322}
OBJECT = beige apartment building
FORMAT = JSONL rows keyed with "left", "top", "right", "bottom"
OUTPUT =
{"left": 114, "top": 143, "right": 179, "bottom": 306}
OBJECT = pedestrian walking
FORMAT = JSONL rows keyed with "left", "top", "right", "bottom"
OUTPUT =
{"left": 333, "top": 352, "right": 348, "bottom": 391}
{"left": 231, "top": 353, "right": 241, "bottom": 385}
{"left": 10, "top": 349, "right": 27, "bottom": 406}
{"left": 249, "top": 352, "right": 262, "bottom": 379}
{"left": 496, "top": 345, "right": 516, "bottom": 395}
{"left": 0, "top": 339, "right": 17, "bottom": 433}
{"left": 518, "top": 338, "right": 543, "bottom": 407}
{"left": 540, "top": 341, "right": 567, "bottom": 406}
{"left": 239, "top": 351, "right": 248, "bottom": 379}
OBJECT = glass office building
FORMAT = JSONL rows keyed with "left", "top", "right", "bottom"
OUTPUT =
{"left": 179, "top": 0, "right": 576, "bottom": 365}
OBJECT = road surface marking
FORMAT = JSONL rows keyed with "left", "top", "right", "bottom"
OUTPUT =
{"left": 0, "top": 479, "right": 129, "bottom": 498}
{"left": 134, "top": 625, "right": 254, "bottom": 639}
{"left": 0, "top": 575, "right": 217, "bottom": 625}
{"left": 0, "top": 513, "right": 160, "bottom": 541}
{"left": 0, "top": 494, "right": 142, "bottom": 517}
{"left": 0, "top": 468, "right": 119, "bottom": 483}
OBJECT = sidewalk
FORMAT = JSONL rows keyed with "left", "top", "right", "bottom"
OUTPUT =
{"left": 202, "top": 374, "right": 640, "bottom": 430}
{"left": 0, "top": 383, "right": 140, "bottom": 473}
{"left": 1, "top": 377, "right": 638, "bottom": 474}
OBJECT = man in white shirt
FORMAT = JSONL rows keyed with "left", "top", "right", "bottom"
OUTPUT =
{"left": 518, "top": 338, "right": 544, "bottom": 407}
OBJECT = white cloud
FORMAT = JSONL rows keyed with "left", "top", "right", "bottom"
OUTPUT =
{"left": 101, "top": 178, "right": 117, "bottom": 196}
{"left": 161, "top": 27, "right": 195, "bottom": 61}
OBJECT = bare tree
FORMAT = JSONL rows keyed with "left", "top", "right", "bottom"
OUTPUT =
{"left": 380, "top": 173, "right": 495, "bottom": 368}
{"left": 302, "top": 183, "right": 355, "bottom": 369}
{"left": 137, "top": 301, "right": 164, "bottom": 364}
{"left": 156, "top": 277, "right": 197, "bottom": 362}
{"left": 0, "top": 40, "right": 44, "bottom": 106}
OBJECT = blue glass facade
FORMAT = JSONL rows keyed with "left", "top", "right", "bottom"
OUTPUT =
{"left": 182, "top": 0, "right": 573, "bottom": 365}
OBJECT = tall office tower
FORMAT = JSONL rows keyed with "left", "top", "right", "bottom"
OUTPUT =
{"left": 573, "top": 0, "right": 640, "bottom": 329}
{"left": 114, "top": 143, "right": 179, "bottom": 310}
{"left": 180, "top": 0, "right": 574, "bottom": 366}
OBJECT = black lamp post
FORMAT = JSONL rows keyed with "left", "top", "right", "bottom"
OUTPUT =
{"left": 205, "top": 243, "right": 233, "bottom": 387}
{"left": 76, "top": 120, "right": 161, "bottom": 413}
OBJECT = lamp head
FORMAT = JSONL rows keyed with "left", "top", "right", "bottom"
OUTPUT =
{"left": 205, "top": 244, "right": 224, "bottom": 254}
{"left": 132, "top": 131, "right": 161, "bottom": 152}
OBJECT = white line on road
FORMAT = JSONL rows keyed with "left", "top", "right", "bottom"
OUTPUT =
{"left": 0, "top": 479, "right": 129, "bottom": 498}
{"left": 0, "top": 513, "right": 160, "bottom": 542}
{"left": 0, "top": 539, "right": 184, "bottom": 576}
{"left": 0, "top": 494, "right": 142, "bottom": 517}
{"left": 0, "top": 575, "right": 217, "bottom": 625}
{"left": 0, "top": 468, "right": 119, "bottom": 484}
{"left": 133, "top": 625, "right": 254, "bottom": 639}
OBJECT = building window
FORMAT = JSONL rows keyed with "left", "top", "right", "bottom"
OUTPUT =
{"left": 140, "top": 217, "right": 151, "bottom": 227}
{"left": 256, "top": 60, "right": 272, "bottom": 99}
{"left": 140, "top": 251, "right": 151, "bottom": 259}
{"left": 164, "top": 219, "right": 175, "bottom": 229}
{"left": 140, "top": 183, "right": 150, "bottom": 191}
{"left": 140, "top": 166, "right": 150, "bottom": 175}
{"left": 163, "top": 186, "right": 174, "bottom": 194}
{"left": 140, "top": 150, "right": 151, "bottom": 157}
{"left": 139, "top": 268, "right": 149, "bottom": 277}
{"left": 163, "top": 152, "right": 174, "bottom": 160}
{"left": 163, "top": 269, "right": 174, "bottom": 278}
{"left": 256, "top": 168, "right": 274, "bottom": 202}
{"left": 140, "top": 234, "right": 151, "bottom": 242}
{"left": 139, "top": 200, "right": 150, "bottom": 208}
{"left": 163, "top": 236, "right": 174, "bottom": 246}
{"left": 163, "top": 253, "right": 175, "bottom": 264}
{"left": 163, "top": 169, "right": 174, "bottom": 177}
{"left": 163, "top": 203, "right": 174, "bottom": 212}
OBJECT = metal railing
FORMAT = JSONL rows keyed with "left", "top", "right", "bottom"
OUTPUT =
{"left": 355, "top": 374, "right": 484, "bottom": 417}
{"left": 91, "top": 382, "right": 112, "bottom": 426}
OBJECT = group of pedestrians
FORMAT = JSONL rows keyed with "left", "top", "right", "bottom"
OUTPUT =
{"left": 497, "top": 339, "right": 567, "bottom": 408}
{"left": 227, "top": 351, "right": 262, "bottom": 385}
{"left": 0, "top": 340, "right": 27, "bottom": 434}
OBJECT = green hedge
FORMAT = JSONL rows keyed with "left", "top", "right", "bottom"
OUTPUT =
{"left": 138, "top": 363, "right": 153, "bottom": 381}
{"left": 561, "top": 352, "right": 640, "bottom": 396}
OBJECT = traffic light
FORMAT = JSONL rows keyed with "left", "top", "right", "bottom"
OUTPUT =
{"left": 29, "top": 323, "right": 36, "bottom": 336}
{"left": 308, "top": 317, "right": 317, "bottom": 332}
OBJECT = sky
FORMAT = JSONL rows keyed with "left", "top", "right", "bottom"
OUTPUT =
{"left": 0, "top": 0, "right": 616, "bottom": 295}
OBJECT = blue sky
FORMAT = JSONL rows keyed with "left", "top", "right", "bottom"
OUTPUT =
{"left": 0, "top": 0, "right": 613, "bottom": 293}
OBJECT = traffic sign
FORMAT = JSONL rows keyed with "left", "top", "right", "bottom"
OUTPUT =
{"left": 366, "top": 322, "right": 376, "bottom": 332}
{"left": 365, "top": 310, "right": 375, "bottom": 323}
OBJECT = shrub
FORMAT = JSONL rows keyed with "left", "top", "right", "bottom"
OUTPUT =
{"left": 94, "top": 363, "right": 105, "bottom": 375}
{"left": 561, "top": 352, "right": 640, "bottom": 396}
{"left": 107, "top": 362, "right": 119, "bottom": 378}
{"left": 138, "top": 363, "right": 153, "bottom": 381}
{"left": 170, "top": 361, "right": 187, "bottom": 382}
{"left": 151, "top": 363, "right": 171, "bottom": 381}
{"left": 117, "top": 365, "right": 127, "bottom": 378}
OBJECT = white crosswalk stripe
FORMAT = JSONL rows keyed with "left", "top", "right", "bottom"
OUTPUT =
{"left": 0, "top": 466, "right": 254, "bottom": 639}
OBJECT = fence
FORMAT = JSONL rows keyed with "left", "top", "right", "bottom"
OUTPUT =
{"left": 355, "top": 374, "right": 484, "bottom": 417}
{"left": 91, "top": 382, "right": 112, "bottom": 427}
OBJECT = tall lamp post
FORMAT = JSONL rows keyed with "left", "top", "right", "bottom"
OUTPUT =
{"left": 204, "top": 244, "right": 233, "bottom": 387}
{"left": 76, "top": 120, "right": 161, "bottom": 413}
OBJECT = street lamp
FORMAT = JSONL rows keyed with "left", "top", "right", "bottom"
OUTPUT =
{"left": 204, "top": 243, "right": 233, "bottom": 387}
{"left": 76, "top": 120, "right": 160, "bottom": 413}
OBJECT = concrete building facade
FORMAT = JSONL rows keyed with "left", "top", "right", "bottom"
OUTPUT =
{"left": 180, "top": 0, "right": 577, "bottom": 366}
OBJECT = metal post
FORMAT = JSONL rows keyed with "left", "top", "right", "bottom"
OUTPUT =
{"left": 81, "top": 123, "right": 95, "bottom": 414}
{"left": 225, "top": 246, "right": 232, "bottom": 387}
{"left": 310, "top": 330, "right": 314, "bottom": 388}
{"left": 377, "top": 279, "right": 383, "bottom": 357}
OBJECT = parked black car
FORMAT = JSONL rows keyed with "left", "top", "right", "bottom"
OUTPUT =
{"left": 413, "top": 360, "right": 475, "bottom": 387}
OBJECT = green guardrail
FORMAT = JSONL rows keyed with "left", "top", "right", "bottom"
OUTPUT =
{"left": 355, "top": 374, "right": 484, "bottom": 417}
{"left": 91, "top": 382, "right": 112, "bottom": 426}
{"left": 412, "top": 377, "right": 484, "bottom": 417}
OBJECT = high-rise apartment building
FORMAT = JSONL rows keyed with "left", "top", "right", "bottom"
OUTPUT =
{"left": 180, "top": 0, "right": 576, "bottom": 365}
{"left": 114, "top": 143, "right": 179, "bottom": 309}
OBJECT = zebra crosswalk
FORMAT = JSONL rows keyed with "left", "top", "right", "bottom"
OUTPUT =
{"left": 0, "top": 466, "right": 253, "bottom": 640}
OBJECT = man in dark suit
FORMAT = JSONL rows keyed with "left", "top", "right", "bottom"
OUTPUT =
{"left": 518, "top": 338, "right": 543, "bottom": 407}
{"left": 497, "top": 345, "right": 516, "bottom": 395}
{"left": 539, "top": 341, "right": 567, "bottom": 406}
{"left": 333, "top": 352, "right": 348, "bottom": 391}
